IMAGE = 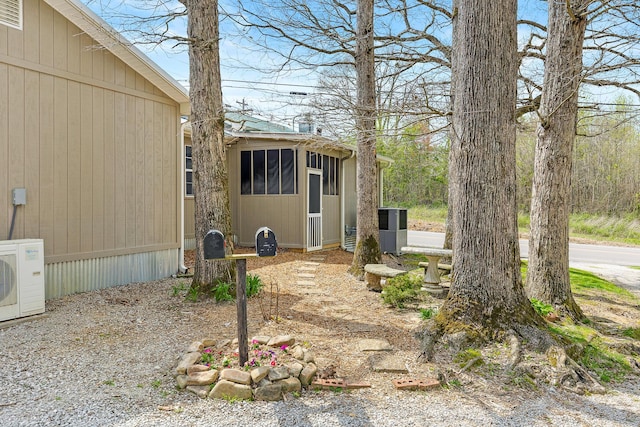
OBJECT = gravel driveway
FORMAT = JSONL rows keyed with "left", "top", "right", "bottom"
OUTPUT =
{"left": 1, "top": 261, "right": 640, "bottom": 426}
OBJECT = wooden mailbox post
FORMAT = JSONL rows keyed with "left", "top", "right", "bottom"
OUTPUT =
{"left": 204, "top": 228, "right": 277, "bottom": 366}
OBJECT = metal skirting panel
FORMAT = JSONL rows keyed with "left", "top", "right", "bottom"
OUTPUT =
{"left": 184, "top": 238, "right": 196, "bottom": 250}
{"left": 45, "top": 249, "right": 178, "bottom": 300}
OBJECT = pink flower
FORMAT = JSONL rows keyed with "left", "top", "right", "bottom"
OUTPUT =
{"left": 280, "top": 345, "right": 289, "bottom": 351}
{"left": 270, "top": 360, "right": 276, "bottom": 366}
{"left": 204, "top": 348, "right": 212, "bottom": 353}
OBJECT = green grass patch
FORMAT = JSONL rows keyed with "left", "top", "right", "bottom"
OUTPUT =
{"left": 408, "top": 205, "right": 448, "bottom": 223}
{"left": 569, "top": 268, "right": 634, "bottom": 297}
{"left": 622, "top": 327, "right": 640, "bottom": 340}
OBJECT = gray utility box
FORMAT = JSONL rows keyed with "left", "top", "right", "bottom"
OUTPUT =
{"left": 378, "top": 208, "right": 408, "bottom": 255}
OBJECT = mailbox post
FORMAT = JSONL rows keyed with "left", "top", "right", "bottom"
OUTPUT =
{"left": 203, "top": 228, "right": 277, "bottom": 367}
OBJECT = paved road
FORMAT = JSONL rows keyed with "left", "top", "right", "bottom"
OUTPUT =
{"left": 407, "top": 230, "right": 640, "bottom": 267}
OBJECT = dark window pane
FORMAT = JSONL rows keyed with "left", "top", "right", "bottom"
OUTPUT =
{"left": 253, "top": 150, "right": 265, "bottom": 194}
{"left": 186, "top": 183, "right": 193, "bottom": 195}
{"left": 185, "top": 158, "right": 192, "bottom": 170}
{"left": 306, "top": 151, "right": 310, "bottom": 168}
{"left": 322, "top": 155, "right": 330, "bottom": 195}
{"left": 267, "top": 149, "right": 280, "bottom": 194}
{"left": 185, "top": 145, "right": 192, "bottom": 157}
{"left": 310, "top": 152, "right": 317, "bottom": 169}
{"left": 281, "top": 149, "right": 295, "bottom": 194}
{"left": 309, "top": 174, "right": 321, "bottom": 214}
{"left": 329, "top": 156, "right": 335, "bottom": 195}
{"left": 335, "top": 158, "right": 339, "bottom": 195}
{"left": 186, "top": 171, "right": 192, "bottom": 184}
{"left": 241, "top": 151, "right": 252, "bottom": 194}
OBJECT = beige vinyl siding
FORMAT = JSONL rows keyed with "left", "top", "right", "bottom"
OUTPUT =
{"left": 0, "top": 0, "right": 180, "bottom": 263}
{"left": 322, "top": 195, "right": 340, "bottom": 244}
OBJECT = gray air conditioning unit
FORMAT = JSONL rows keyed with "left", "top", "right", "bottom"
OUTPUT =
{"left": 378, "top": 208, "right": 408, "bottom": 255}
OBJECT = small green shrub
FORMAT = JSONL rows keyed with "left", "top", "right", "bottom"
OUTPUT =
{"left": 530, "top": 298, "right": 554, "bottom": 317}
{"left": 186, "top": 286, "right": 199, "bottom": 302}
{"left": 420, "top": 307, "right": 438, "bottom": 320}
{"left": 246, "top": 274, "right": 264, "bottom": 298}
{"left": 171, "top": 282, "right": 188, "bottom": 296}
{"left": 212, "top": 281, "right": 234, "bottom": 303}
{"left": 381, "top": 274, "right": 423, "bottom": 308}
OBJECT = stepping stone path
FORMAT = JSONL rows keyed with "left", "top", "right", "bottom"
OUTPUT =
{"left": 295, "top": 254, "right": 326, "bottom": 287}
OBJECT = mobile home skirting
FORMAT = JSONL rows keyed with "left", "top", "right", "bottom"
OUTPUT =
{"left": 45, "top": 249, "right": 178, "bottom": 299}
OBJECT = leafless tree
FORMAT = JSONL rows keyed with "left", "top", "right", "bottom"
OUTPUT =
{"left": 181, "top": 0, "right": 235, "bottom": 292}
{"left": 423, "top": 0, "right": 546, "bottom": 354}
{"left": 526, "top": 1, "right": 640, "bottom": 319}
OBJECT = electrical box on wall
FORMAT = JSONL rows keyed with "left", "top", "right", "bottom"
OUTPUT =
{"left": 12, "top": 188, "right": 26, "bottom": 206}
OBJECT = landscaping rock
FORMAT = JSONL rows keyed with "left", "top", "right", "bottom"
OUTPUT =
{"left": 216, "top": 339, "right": 231, "bottom": 349}
{"left": 185, "top": 369, "right": 219, "bottom": 386}
{"left": 287, "top": 362, "right": 304, "bottom": 378}
{"left": 277, "top": 377, "right": 301, "bottom": 393}
{"left": 267, "top": 335, "right": 295, "bottom": 348}
{"left": 176, "top": 352, "right": 201, "bottom": 375}
{"left": 299, "top": 363, "right": 317, "bottom": 387}
{"left": 256, "top": 378, "right": 272, "bottom": 388}
{"left": 253, "top": 383, "right": 283, "bottom": 401}
{"left": 292, "top": 346, "right": 305, "bottom": 360}
{"left": 187, "top": 341, "right": 204, "bottom": 353}
{"left": 187, "top": 364, "right": 211, "bottom": 375}
{"left": 209, "top": 380, "right": 252, "bottom": 400}
{"left": 268, "top": 366, "right": 290, "bottom": 381}
{"left": 175, "top": 375, "right": 188, "bottom": 389}
{"left": 220, "top": 368, "right": 251, "bottom": 385}
{"left": 251, "top": 335, "right": 271, "bottom": 345}
{"left": 250, "top": 366, "right": 271, "bottom": 383}
{"left": 186, "top": 385, "right": 210, "bottom": 398}
{"left": 202, "top": 338, "right": 216, "bottom": 347}
{"left": 303, "top": 349, "right": 315, "bottom": 363}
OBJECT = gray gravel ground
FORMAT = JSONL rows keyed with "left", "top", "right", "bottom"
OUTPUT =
{"left": 1, "top": 268, "right": 640, "bottom": 427}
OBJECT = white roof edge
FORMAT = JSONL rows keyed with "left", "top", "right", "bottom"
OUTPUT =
{"left": 44, "top": 0, "right": 190, "bottom": 114}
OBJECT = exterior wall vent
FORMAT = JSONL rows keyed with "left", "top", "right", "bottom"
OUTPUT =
{"left": 0, "top": 0, "right": 22, "bottom": 30}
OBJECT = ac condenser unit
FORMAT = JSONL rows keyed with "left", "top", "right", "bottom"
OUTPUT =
{"left": 0, "top": 239, "right": 45, "bottom": 322}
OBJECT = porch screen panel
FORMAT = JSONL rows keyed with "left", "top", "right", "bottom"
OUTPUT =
{"left": 322, "top": 155, "right": 330, "bottom": 195}
{"left": 253, "top": 150, "right": 265, "bottom": 194}
{"left": 240, "top": 151, "right": 252, "bottom": 194}
{"left": 281, "top": 149, "right": 295, "bottom": 194}
{"left": 267, "top": 149, "right": 280, "bottom": 194}
{"left": 309, "top": 174, "right": 321, "bottom": 214}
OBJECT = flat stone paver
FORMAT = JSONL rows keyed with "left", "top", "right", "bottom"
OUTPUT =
{"left": 298, "top": 266, "right": 317, "bottom": 271}
{"left": 296, "top": 280, "right": 316, "bottom": 286}
{"left": 357, "top": 339, "right": 393, "bottom": 352}
{"left": 303, "top": 262, "right": 321, "bottom": 266}
{"left": 370, "top": 354, "right": 409, "bottom": 373}
{"left": 297, "top": 273, "right": 316, "bottom": 279}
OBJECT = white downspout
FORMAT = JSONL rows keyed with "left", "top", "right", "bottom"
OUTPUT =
{"left": 178, "top": 121, "right": 189, "bottom": 274}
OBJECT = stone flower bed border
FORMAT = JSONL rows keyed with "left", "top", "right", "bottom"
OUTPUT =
{"left": 174, "top": 335, "right": 318, "bottom": 401}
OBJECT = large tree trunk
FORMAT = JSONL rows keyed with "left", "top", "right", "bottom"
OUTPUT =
{"left": 433, "top": 0, "right": 543, "bottom": 343}
{"left": 187, "top": 0, "right": 234, "bottom": 291}
{"left": 349, "top": 0, "right": 382, "bottom": 277}
{"left": 526, "top": 1, "right": 587, "bottom": 320}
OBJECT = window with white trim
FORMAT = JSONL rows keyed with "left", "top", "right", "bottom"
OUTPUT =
{"left": 185, "top": 145, "right": 193, "bottom": 196}
{"left": 0, "top": 0, "right": 22, "bottom": 30}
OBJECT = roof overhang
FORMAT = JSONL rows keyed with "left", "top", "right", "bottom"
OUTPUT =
{"left": 45, "top": 0, "right": 191, "bottom": 115}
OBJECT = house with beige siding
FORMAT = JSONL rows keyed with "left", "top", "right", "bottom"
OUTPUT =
{"left": 182, "top": 115, "right": 390, "bottom": 255}
{"left": 0, "top": 0, "right": 190, "bottom": 299}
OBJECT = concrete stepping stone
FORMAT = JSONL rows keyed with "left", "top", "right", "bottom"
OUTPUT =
{"left": 297, "top": 273, "right": 316, "bottom": 279}
{"left": 296, "top": 280, "right": 316, "bottom": 286}
{"left": 370, "top": 354, "right": 408, "bottom": 373}
{"left": 357, "top": 339, "right": 392, "bottom": 351}
{"left": 298, "top": 266, "right": 317, "bottom": 271}
{"left": 303, "top": 262, "right": 321, "bottom": 266}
